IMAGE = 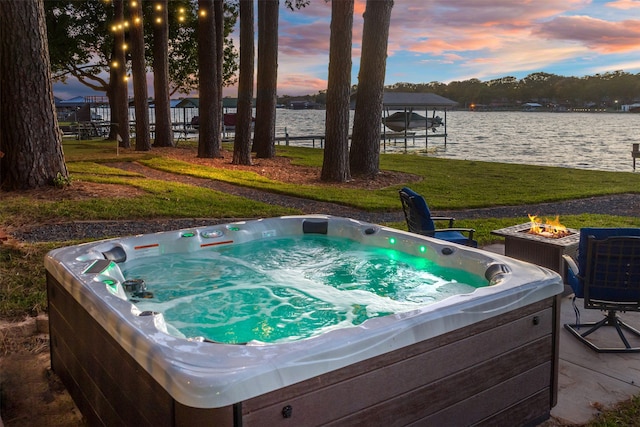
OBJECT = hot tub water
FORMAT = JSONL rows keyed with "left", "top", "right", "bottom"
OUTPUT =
{"left": 46, "top": 215, "right": 563, "bottom": 423}
{"left": 124, "top": 235, "right": 485, "bottom": 344}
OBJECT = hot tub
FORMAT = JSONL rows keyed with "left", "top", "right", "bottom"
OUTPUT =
{"left": 45, "top": 215, "right": 563, "bottom": 426}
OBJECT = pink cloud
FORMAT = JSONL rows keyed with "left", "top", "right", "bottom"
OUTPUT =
{"left": 279, "top": 20, "right": 330, "bottom": 56}
{"left": 277, "top": 74, "right": 327, "bottom": 96}
{"left": 227, "top": 0, "right": 640, "bottom": 96}
{"left": 388, "top": 0, "right": 589, "bottom": 31}
{"left": 606, "top": 0, "right": 640, "bottom": 10}
{"left": 400, "top": 35, "right": 504, "bottom": 56}
{"left": 279, "top": 1, "right": 368, "bottom": 56}
{"left": 383, "top": 0, "right": 640, "bottom": 79}
{"left": 534, "top": 16, "right": 640, "bottom": 53}
{"left": 384, "top": 1, "right": 588, "bottom": 63}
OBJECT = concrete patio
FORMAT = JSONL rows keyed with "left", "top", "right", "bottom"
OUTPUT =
{"left": 550, "top": 294, "right": 640, "bottom": 425}
{"left": 483, "top": 243, "right": 640, "bottom": 425}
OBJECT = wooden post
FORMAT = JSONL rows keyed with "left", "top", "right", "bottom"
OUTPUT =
{"left": 444, "top": 110, "right": 448, "bottom": 149}
{"left": 633, "top": 143, "right": 640, "bottom": 171}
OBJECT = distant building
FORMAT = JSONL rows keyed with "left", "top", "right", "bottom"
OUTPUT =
{"left": 522, "top": 102, "right": 543, "bottom": 111}
{"left": 54, "top": 96, "right": 105, "bottom": 121}
{"left": 622, "top": 103, "right": 640, "bottom": 113}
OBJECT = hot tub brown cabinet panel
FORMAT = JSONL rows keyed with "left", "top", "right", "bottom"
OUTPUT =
{"left": 48, "top": 271, "right": 559, "bottom": 427}
{"left": 237, "top": 297, "right": 559, "bottom": 427}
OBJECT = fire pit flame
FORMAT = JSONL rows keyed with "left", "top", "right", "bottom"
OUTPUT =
{"left": 527, "top": 214, "right": 570, "bottom": 239}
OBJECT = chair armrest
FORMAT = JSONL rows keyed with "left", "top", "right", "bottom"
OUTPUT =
{"left": 562, "top": 254, "right": 578, "bottom": 275}
{"left": 562, "top": 254, "right": 583, "bottom": 296}
{"left": 432, "top": 216, "right": 455, "bottom": 228}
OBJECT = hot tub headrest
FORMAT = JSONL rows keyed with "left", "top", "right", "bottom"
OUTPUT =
{"left": 102, "top": 246, "right": 127, "bottom": 263}
{"left": 303, "top": 219, "right": 328, "bottom": 234}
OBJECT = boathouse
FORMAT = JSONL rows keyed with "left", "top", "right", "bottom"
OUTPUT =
{"left": 379, "top": 91, "right": 458, "bottom": 150}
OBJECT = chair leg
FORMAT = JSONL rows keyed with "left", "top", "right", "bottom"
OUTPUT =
{"left": 616, "top": 317, "right": 640, "bottom": 348}
{"left": 564, "top": 310, "right": 640, "bottom": 353}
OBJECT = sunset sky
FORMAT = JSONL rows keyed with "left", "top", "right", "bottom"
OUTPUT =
{"left": 53, "top": 0, "right": 640, "bottom": 99}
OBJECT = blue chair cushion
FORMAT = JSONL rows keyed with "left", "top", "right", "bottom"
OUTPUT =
{"left": 434, "top": 230, "right": 477, "bottom": 247}
{"left": 400, "top": 187, "right": 435, "bottom": 231}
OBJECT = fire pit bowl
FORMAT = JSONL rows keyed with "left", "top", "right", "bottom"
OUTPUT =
{"left": 492, "top": 222, "right": 580, "bottom": 287}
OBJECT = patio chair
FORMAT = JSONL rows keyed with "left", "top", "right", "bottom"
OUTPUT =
{"left": 564, "top": 227, "right": 640, "bottom": 353}
{"left": 399, "top": 187, "right": 477, "bottom": 247}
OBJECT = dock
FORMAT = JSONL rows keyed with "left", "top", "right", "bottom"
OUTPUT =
{"left": 274, "top": 131, "right": 448, "bottom": 152}
{"left": 70, "top": 121, "right": 450, "bottom": 154}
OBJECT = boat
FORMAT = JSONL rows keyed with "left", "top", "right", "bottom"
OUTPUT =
{"left": 382, "top": 112, "right": 443, "bottom": 132}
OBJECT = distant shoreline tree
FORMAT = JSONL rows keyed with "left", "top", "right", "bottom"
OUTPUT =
{"left": 386, "top": 70, "right": 640, "bottom": 111}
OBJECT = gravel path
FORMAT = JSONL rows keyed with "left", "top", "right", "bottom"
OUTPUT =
{"left": 437, "top": 193, "right": 640, "bottom": 219}
{"left": 10, "top": 162, "right": 640, "bottom": 242}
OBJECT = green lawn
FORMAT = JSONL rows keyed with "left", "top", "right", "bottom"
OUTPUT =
{"left": 2, "top": 140, "right": 640, "bottom": 317}
{"left": 5, "top": 139, "right": 640, "bottom": 245}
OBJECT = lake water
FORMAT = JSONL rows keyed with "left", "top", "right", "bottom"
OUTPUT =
{"left": 273, "top": 109, "right": 640, "bottom": 173}
{"left": 109, "top": 105, "right": 640, "bottom": 172}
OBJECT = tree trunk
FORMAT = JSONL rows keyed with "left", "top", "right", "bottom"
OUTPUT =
{"left": 130, "top": 0, "right": 150, "bottom": 151}
{"left": 349, "top": 0, "right": 393, "bottom": 177}
{"left": 112, "top": 0, "right": 130, "bottom": 148}
{"left": 0, "top": 0, "right": 68, "bottom": 190}
{"left": 214, "top": 0, "right": 224, "bottom": 152}
{"left": 233, "top": 0, "right": 254, "bottom": 165}
{"left": 321, "top": 0, "right": 353, "bottom": 182}
{"left": 253, "top": 0, "right": 279, "bottom": 159}
{"left": 152, "top": 0, "right": 174, "bottom": 147}
{"left": 197, "top": 0, "right": 221, "bottom": 158}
